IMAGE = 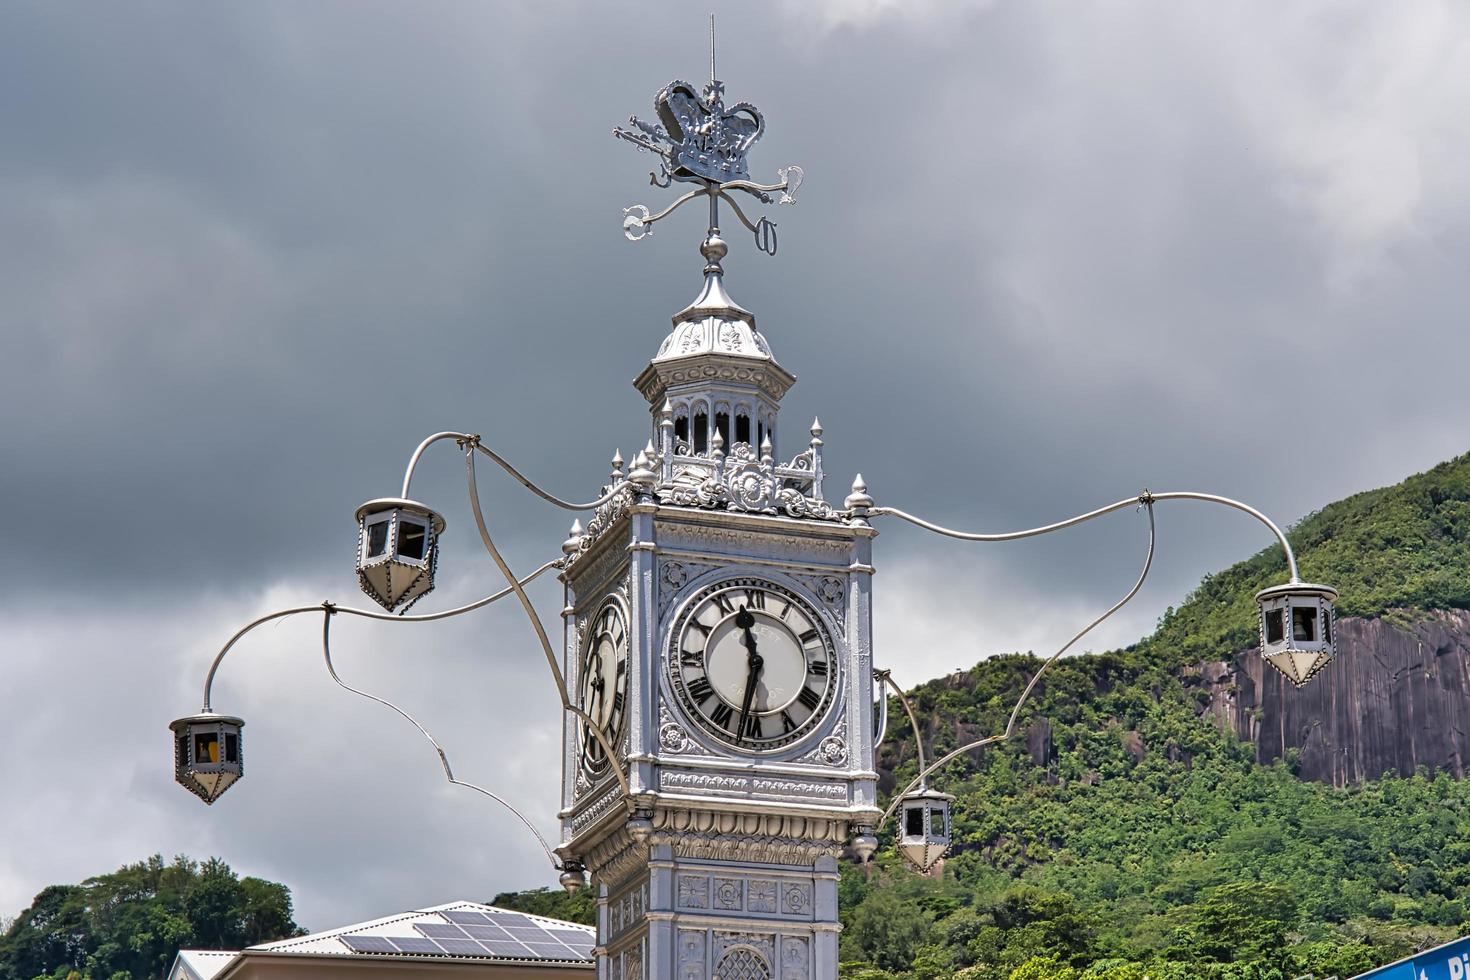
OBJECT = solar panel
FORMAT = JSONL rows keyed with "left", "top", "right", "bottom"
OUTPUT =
{"left": 441, "top": 911, "right": 492, "bottom": 925}
{"left": 501, "top": 923, "right": 551, "bottom": 934}
{"left": 389, "top": 937, "right": 445, "bottom": 955}
{"left": 415, "top": 924, "right": 468, "bottom": 940}
{"left": 461, "top": 925, "right": 510, "bottom": 941}
{"left": 340, "top": 936, "right": 397, "bottom": 954}
{"left": 435, "top": 939, "right": 489, "bottom": 957}
{"left": 547, "top": 929, "right": 591, "bottom": 943}
{"left": 524, "top": 942, "right": 577, "bottom": 957}
{"left": 485, "top": 912, "right": 536, "bottom": 927}
{"left": 482, "top": 940, "right": 533, "bottom": 957}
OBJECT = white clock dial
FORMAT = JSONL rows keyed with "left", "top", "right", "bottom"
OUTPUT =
{"left": 669, "top": 579, "right": 837, "bottom": 751}
{"left": 579, "top": 598, "right": 629, "bottom": 776}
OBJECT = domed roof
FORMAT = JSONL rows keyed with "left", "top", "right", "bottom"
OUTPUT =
{"left": 634, "top": 233, "right": 795, "bottom": 406}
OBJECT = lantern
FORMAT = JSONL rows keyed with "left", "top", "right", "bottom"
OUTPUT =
{"left": 897, "top": 788, "right": 953, "bottom": 873}
{"left": 1256, "top": 582, "right": 1338, "bottom": 687}
{"left": 355, "top": 498, "right": 445, "bottom": 613}
{"left": 170, "top": 712, "right": 244, "bottom": 804}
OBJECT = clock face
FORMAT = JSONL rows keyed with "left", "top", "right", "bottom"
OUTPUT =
{"left": 669, "top": 578, "right": 838, "bottom": 751}
{"left": 579, "top": 598, "right": 630, "bottom": 776}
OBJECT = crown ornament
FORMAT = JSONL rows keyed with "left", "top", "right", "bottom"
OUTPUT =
{"left": 613, "top": 16, "right": 802, "bottom": 257}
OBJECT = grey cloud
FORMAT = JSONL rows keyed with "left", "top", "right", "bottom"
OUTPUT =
{"left": 2, "top": 0, "right": 1468, "bottom": 929}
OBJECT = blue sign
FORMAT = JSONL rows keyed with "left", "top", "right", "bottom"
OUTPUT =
{"left": 1355, "top": 934, "right": 1470, "bottom": 980}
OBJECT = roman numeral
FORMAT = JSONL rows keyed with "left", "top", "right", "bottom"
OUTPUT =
{"left": 709, "top": 702, "right": 734, "bottom": 730}
{"left": 809, "top": 659, "right": 828, "bottom": 677}
{"left": 797, "top": 686, "right": 821, "bottom": 711}
{"left": 781, "top": 711, "right": 798, "bottom": 734}
{"left": 687, "top": 676, "right": 714, "bottom": 704}
{"left": 689, "top": 617, "right": 713, "bottom": 638}
{"left": 744, "top": 589, "right": 766, "bottom": 610}
{"left": 742, "top": 713, "right": 762, "bottom": 741}
{"left": 712, "top": 592, "right": 737, "bottom": 615}
{"left": 680, "top": 649, "right": 703, "bottom": 668}
{"left": 613, "top": 629, "right": 624, "bottom": 648}
{"left": 800, "top": 629, "right": 821, "bottom": 647}
{"left": 612, "top": 691, "right": 625, "bottom": 713}
{"left": 779, "top": 599, "right": 792, "bottom": 620}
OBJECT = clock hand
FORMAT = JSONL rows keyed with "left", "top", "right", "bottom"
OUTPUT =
{"left": 734, "top": 605, "right": 763, "bottom": 743}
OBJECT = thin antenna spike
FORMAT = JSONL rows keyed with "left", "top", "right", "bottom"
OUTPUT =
{"left": 710, "top": 13, "right": 716, "bottom": 84}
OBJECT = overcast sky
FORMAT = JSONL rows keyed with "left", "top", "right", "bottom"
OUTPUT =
{"left": 3, "top": 0, "right": 1468, "bottom": 934}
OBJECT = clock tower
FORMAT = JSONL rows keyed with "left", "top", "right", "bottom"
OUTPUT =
{"left": 556, "top": 65, "right": 877, "bottom": 976}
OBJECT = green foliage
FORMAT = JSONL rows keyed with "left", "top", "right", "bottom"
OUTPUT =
{"left": 0, "top": 856, "right": 301, "bottom": 980}
{"left": 834, "top": 454, "right": 1470, "bottom": 976}
{"left": 485, "top": 886, "right": 595, "bottom": 926}
{"left": 1138, "top": 452, "right": 1470, "bottom": 669}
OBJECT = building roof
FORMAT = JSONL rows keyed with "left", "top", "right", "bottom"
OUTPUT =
{"left": 171, "top": 900, "right": 594, "bottom": 979}
{"left": 172, "top": 949, "right": 238, "bottom": 980}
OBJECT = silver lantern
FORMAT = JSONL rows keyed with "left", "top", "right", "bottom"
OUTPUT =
{"left": 355, "top": 498, "right": 445, "bottom": 613}
{"left": 170, "top": 712, "right": 244, "bottom": 805}
{"left": 897, "top": 787, "right": 954, "bottom": 873}
{"left": 1256, "top": 581, "right": 1338, "bottom": 687}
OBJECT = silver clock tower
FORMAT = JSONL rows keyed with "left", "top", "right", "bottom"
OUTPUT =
{"left": 557, "top": 49, "right": 876, "bottom": 980}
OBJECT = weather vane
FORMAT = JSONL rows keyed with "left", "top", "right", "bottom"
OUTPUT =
{"left": 614, "top": 14, "right": 803, "bottom": 255}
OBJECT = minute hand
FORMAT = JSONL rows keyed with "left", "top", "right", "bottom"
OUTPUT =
{"left": 735, "top": 606, "right": 762, "bottom": 744}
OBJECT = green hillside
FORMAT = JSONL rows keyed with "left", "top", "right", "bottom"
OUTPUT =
{"left": 841, "top": 453, "right": 1470, "bottom": 977}
{"left": 1134, "top": 452, "right": 1470, "bottom": 670}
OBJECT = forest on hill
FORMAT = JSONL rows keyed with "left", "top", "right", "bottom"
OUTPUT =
{"left": 0, "top": 856, "right": 301, "bottom": 980}
{"left": 504, "top": 453, "right": 1470, "bottom": 977}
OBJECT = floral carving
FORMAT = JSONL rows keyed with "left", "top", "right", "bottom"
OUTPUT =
{"left": 747, "top": 880, "right": 777, "bottom": 913}
{"left": 817, "top": 736, "right": 848, "bottom": 767}
{"left": 661, "top": 560, "right": 689, "bottom": 591}
{"left": 660, "top": 723, "right": 692, "bottom": 753}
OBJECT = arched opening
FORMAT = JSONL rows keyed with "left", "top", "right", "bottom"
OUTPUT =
{"left": 715, "top": 412, "right": 731, "bottom": 450}
{"left": 694, "top": 412, "right": 709, "bottom": 454}
{"left": 735, "top": 414, "right": 751, "bottom": 446}
{"left": 674, "top": 415, "right": 689, "bottom": 448}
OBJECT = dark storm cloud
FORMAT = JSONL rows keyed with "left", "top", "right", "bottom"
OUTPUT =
{"left": 3, "top": 0, "right": 1468, "bottom": 928}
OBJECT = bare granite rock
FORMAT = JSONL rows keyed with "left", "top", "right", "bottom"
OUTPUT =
{"left": 1196, "top": 610, "right": 1470, "bottom": 786}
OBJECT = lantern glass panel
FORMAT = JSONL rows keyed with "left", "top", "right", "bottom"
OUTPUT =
{"left": 397, "top": 520, "right": 427, "bottom": 561}
{"left": 906, "top": 807, "right": 924, "bottom": 836}
{"left": 194, "top": 732, "right": 220, "bottom": 764}
{"left": 366, "top": 520, "right": 389, "bottom": 559}
{"left": 224, "top": 733, "right": 239, "bottom": 763}
{"left": 1265, "top": 609, "right": 1285, "bottom": 644}
{"left": 177, "top": 734, "right": 189, "bottom": 766}
{"left": 1323, "top": 612, "right": 1331, "bottom": 644}
{"left": 1292, "top": 606, "right": 1318, "bottom": 642}
{"left": 930, "top": 807, "right": 947, "bottom": 834}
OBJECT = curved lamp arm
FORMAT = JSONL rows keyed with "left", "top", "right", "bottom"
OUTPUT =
{"left": 464, "top": 448, "right": 633, "bottom": 803}
{"left": 872, "top": 489, "right": 1297, "bottom": 583}
{"left": 878, "top": 500, "right": 1157, "bottom": 832}
{"left": 320, "top": 609, "right": 562, "bottom": 869}
{"left": 200, "top": 562, "right": 562, "bottom": 712}
{"left": 872, "top": 670, "right": 891, "bottom": 750}
{"left": 874, "top": 669, "right": 929, "bottom": 790}
{"left": 399, "top": 431, "right": 625, "bottom": 512}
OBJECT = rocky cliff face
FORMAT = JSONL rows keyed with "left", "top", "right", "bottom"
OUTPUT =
{"left": 1190, "top": 610, "right": 1470, "bottom": 786}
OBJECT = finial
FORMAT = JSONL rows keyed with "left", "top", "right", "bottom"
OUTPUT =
{"left": 611, "top": 450, "right": 624, "bottom": 481}
{"left": 844, "top": 474, "right": 874, "bottom": 512}
{"left": 760, "top": 434, "right": 774, "bottom": 465}
{"left": 711, "top": 428, "right": 725, "bottom": 459}
{"left": 562, "top": 519, "right": 584, "bottom": 555}
{"left": 660, "top": 399, "right": 674, "bottom": 420}
{"left": 628, "top": 450, "right": 657, "bottom": 488}
{"left": 811, "top": 417, "right": 823, "bottom": 438}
